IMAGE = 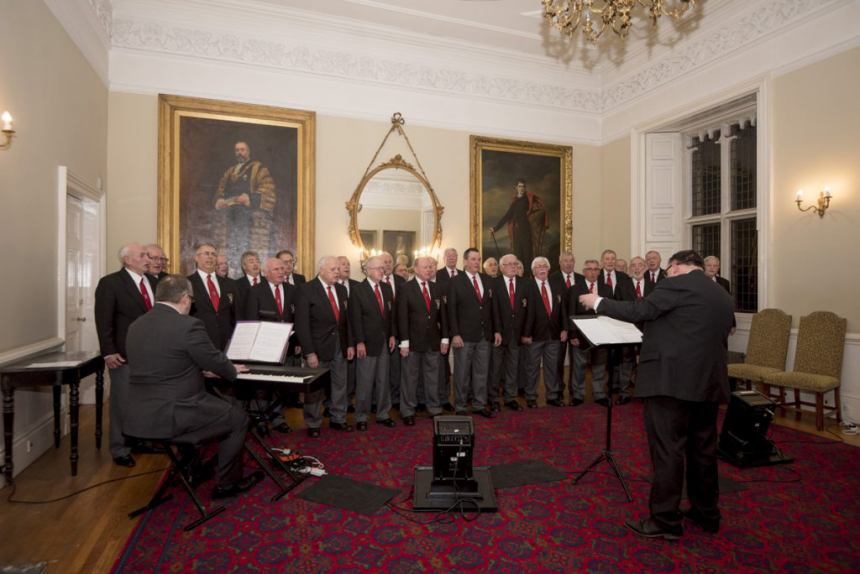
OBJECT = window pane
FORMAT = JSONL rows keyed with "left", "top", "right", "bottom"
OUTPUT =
{"left": 692, "top": 222, "right": 720, "bottom": 260}
{"left": 731, "top": 218, "right": 757, "bottom": 313}
{"left": 731, "top": 122, "right": 756, "bottom": 211}
{"left": 691, "top": 132, "right": 721, "bottom": 217}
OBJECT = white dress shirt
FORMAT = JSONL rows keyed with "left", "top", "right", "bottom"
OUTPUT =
{"left": 197, "top": 269, "right": 221, "bottom": 298}
{"left": 126, "top": 268, "right": 154, "bottom": 303}
{"left": 464, "top": 270, "right": 484, "bottom": 297}
{"left": 535, "top": 278, "right": 553, "bottom": 311}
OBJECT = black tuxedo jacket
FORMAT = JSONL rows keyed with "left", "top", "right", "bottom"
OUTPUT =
{"left": 447, "top": 272, "right": 495, "bottom": 342}
{"left": 95, "top": 269, "right": 155, "bottom": 359}
{"left": 398, "top": 278, "right": 447, "bottom": 353}
{"left": 549, "top": 271, "right": 585, "bottom": 299}
{"left": 235, "top": 274, "right": 262, "bottom": 320}
{"left": 245, "top": 279, "right": 297, "bottom": 324}
{"left": 492, "top": 275, "right": 528, "bottom": 345}
{"left": 567, "top": 280, "right": 614, "bottom": 340}
{"left": 616, "top": 276, "right": 654, "bottom": 301}
{"left": 188, "top": 272, "right": 239, "bottom": 351}
{"left": 295, "top": 278, "right": 350, "bottom": 361}
{"left": 348, "top": 280, "right": 395, "bottom": 356}
{"left": 524, "top": 279, "right": 568, "bottom": 341}
{"left": 596, "top": 270, "right": 735, "bottom": 402}
{"left": 598, "top": 269, "right": 630, "bottom": 297}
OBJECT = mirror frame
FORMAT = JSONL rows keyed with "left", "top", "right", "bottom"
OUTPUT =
{"left": 346, "top": 153, "right": 444, "bottom": 256}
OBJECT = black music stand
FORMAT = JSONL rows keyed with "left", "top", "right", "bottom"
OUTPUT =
{"left": 571, "top": 316, "right": 635, "bottom": 502}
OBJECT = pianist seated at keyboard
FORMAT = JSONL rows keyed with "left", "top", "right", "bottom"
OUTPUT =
{"left": 123, "top": 275, "right": 264, "bottom": 499}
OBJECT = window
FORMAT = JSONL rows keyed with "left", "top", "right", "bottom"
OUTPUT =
{"left": 686, "top": 116, "right": 758, "bottom": 313}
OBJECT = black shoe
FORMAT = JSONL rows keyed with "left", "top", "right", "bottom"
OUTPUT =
{"left": 212, "top": 471, "right": 264, "bottom": 500}
{"left": 569, "top": 398, "right": 584, "bottom": 407}
{"left": 329, "top": 422, "right": 354, "bottom": 432}
{"left": 442, "top": 402, "right": 455, "bottom": 412}
{"left": 273, "top": 422, "right": 292, "bottom": 433}
{"left": 113, "top": 455, "right": 136, "bottom": 468}
{"left": 376, "top": 418, "right": 396, "bottom": 428}
{"left": 624, "top": 519, "right": 682, "bottom": 540}
{"left": 403, "top": 416, "right": 415, "bottom": 426}
{"left": 477, "top": 408, "right": 495, "bottom": 419}
{"left": 547, "top": 398, "right": 565, "bottom": 407}
{"left": 356, "top": 421, "right": 368, "bottom": 432}
{"left": 416, "top": 404, "right": 428, "bottom": 413}
{"left": 347, "top": 405, "right": 356, "bottom": 413}
{"left": 526, "top": 400, "right": 538, "bottom": 409}
{"left": 595, "top": 398, "right": 610, "bottom": 407}
{"left": 616, "top": 396, "right": 631, "bottom": 406}
{"left": 505, "top": 401, "right": 524, "bottom": 412}
{"left": 681, "top": 509, "right": 720, "bottom": 533}
{"left": 322, "top": 407, "right": 330, "bottom": 418}
{"left": 490, "top": 403, "right": 501, "bottom": 413}
{"left": 308, "top": 427, "right": 321, "bottom": 438}
{"left": 455, "top": 410, "right": 468, "bottom": 416}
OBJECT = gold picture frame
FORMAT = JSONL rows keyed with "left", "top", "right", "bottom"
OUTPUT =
{"left": 470, "top": 135, "right": 572, "bottom": 273}
{"left": 158, "top": 94, "right": 315, "bottom": 277}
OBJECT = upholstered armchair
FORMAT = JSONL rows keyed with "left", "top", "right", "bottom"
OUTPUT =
{"left": 727, "top": 309, "right": 792, "bottom": 390}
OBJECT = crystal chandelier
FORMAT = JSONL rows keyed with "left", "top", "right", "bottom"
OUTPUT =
{"left": 541, "top": 0, "right": 697, "bottom": 44}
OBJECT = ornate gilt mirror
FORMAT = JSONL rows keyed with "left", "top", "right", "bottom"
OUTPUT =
{"left": 346, "top": 114, "right": 443, "bottom": 268}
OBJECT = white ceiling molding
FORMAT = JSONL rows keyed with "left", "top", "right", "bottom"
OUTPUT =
{"left": 44, "top": 0, "right": 113, "bottom": 87}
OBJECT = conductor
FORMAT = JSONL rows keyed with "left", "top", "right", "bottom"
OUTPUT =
{"left": 579, "top": 250, "right": 734, "bottom": 540}
{"left": 123, "top": 275, "right": 263, "bottom": 499}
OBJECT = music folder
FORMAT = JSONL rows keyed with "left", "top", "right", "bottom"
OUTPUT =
{"left": 572, "top": 315, "right": 642, "bottom": 349}
{"left": 226, "top": 321, "right": 293, "bottom": 364}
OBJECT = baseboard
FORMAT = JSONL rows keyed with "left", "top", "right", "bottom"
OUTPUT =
{"left": 0, "top": 409, "right": 62, "bottom": 487}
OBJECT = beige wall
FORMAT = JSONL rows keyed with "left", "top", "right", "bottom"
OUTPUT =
{"left": 772, "top": 46, "right": 860, "bottom": 331}
{"left": 0, "top": 0, "right": 108, "bottom": 353}
{"left": 600, "top": 136, "right": 633, "bottom": 263}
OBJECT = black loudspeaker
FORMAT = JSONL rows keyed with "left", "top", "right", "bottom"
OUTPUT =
{"left": 718, "top": 391, "right": 793, "bottom": 467}
{"left": 432, "top": 416, "right": 474, "bottom": 481}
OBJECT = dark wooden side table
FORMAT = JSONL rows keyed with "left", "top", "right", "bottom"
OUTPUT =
{"left": 1, "top": 351, "right": 105, "bottom": 484}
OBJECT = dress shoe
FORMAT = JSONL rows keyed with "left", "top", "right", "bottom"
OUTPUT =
{"left": 616, "top": 396, "right": 632, "bottom": 406}
{"left": 403, "top": 415, "right": 415, "bottom": 426}
{"left": 505, "top": 401, "right": 524, "bottom": 412}
{"left": 490, "top": 403, "right": 501, "bottom": 413}
{"left": 376, "top": 418, "right": 396, "bottom": 428}
{"left": 307, "top": 427, "right": 321, "bottom": 438}
{"left": 113, "top": 455, "right": 136, "bottom": 468}
{"left": 356, "top": 421, "right": 368, "bottom": 432}
{"left": 188, "top": 462, "right": 216, "bottom": 487}
{"left": 476, "top": 408, "right": 495, "bottom": 419}
{"left": 681, "top": 508, "right": 720, "bottom": 533}
{"left": 455, "top": 410, "right": 468, "bottom": 416}
{"left": 569, "top": 398, "right": 584, "bottom": 407}
{"left": 212, "top": 471, "right": 264, "bottom": 500}
{"left": 517, "top": 389, "right": 526, "bottom": 397}
{"left": 273, "top": 422, "right": 292, "bottom": 433}
{"left": 547, "top": 398, "right": 565, "bottom": 407}
{"left": 624, "top": 519, "right": 682, "bottom": 541}
{"left": 526, "top": 400, "right": 538, "bottom": 409}
{"left": 442, "top": 402, "right": 455, "bottom": 412}
{"left": 595, "top": 398, "right": 610, "bottom": 407}
{"left": 329, "top": 422, "right": 354, "bottom": 432}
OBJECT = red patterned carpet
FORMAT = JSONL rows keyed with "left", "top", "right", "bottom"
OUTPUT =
{"left": 112, "top": 402, "right": 860, "bottom": 573}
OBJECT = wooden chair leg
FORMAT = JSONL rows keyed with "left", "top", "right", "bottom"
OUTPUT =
{"left": 815, "top": 393, "right": 824, "bottom": 431}
{"left": 779, "top": 387, "right": 787, "bottom": 417}
{"left": 793, "top": 389, "right": 801, "bottom": 421}
{"left": 835, "top": 387, "right": 842, "bottom": 423}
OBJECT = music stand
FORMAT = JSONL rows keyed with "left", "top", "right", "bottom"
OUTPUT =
{"left": 571, "top": 316, "right": 639, "bottom": 502}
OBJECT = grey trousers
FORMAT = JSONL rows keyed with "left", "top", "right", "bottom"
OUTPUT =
{"left": 525, "top": 340, "right": 561, "bottom": 401}
{"left": 174, "top": 401, "right": 249, "bottom": 488}
{"left": 489, "top": 340, "right": 519, "bottom": 404}
{"left": 453, "top": 340, "right": 490, "bottom": 411}
{"left": 403, "top": 351, "right": 442, "bottom": 417}
{"left": 517, "top": 346, "right": 528, "bottom": 393}
{"left": 304, "top": 340, "right": 349, "bottom": 428}
{"left": 108, "top": 364, "right": 131, "bottom": 458}
{"left": 557, "top": 340, "right": 575, "bottom": 400}
{"left": 347, "top": 357, "right": 356, "bottom": 399}
{"left": 571, "top": 345, "right": 609, "bottom": 400}
{"left": 612, "top": 345, "right": 637, "bottom": 398}
{"left": 389, "top": 349, "right": 401, "bottom": 405}
{"left": 438, "top": 352, "right": 452, "bottom": 405}
{"left": 355, "top": 354, "right": 392, "bottom": 423}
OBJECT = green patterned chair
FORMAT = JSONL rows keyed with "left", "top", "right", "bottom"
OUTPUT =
{"left": 763, "top": 311, "right": 847, "bottom": 431}
{"left": 728, "top": 309, "right": 792, "bottom": 390}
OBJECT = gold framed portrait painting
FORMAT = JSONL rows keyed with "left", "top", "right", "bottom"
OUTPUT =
{"left": 470, "top": 135, "right": 572, "bottom": 275}
{"left": 158, "top": 95, "right": 315, "bottom": 277}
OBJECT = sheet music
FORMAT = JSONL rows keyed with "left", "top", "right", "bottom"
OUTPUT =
{"left": 249, "top": 322, "right": 293, "bottom": 363}
{"left": 573, "top": 316, "right": 642, "bottom": 346}
{"left": 226, "top": 322, "right": 260, "bottom": 361}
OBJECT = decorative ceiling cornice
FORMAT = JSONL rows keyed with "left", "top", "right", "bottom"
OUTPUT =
{"left": 87, "top": 0, "right": 113, "bottom": 38}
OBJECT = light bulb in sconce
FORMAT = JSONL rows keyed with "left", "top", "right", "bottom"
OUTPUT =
{"left": 796, "top": 189, "right": 803, "bottom": 200}
{"left": 1, "top": 112, "right": 12, "bottom": 132}
{"left": 824, "top": 185, "right": 832, "bottom": 199}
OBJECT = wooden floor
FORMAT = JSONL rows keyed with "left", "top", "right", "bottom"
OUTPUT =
{"left": 1, "top": 390, "right": 856, "bottom": 572}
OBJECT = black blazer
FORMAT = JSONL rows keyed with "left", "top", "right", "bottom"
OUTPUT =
{"left": 146, "top": 271, "right": 168, "bottom": 286}
{"left": 235, "top": 274, "right": 262, "bottom": 320}
{"left": 338, "top": 278, "right": 361, "bottom": 299}
{"left": 348, "top": 280, "right": 395, "bottom": 356}
{"left": 287, "top": 273, "right": 307, "bottom": 286}
{"left": 398, "top": 278, "right": 447, "bottom": 353}
{"left": 295, "top": 278, "right": 350, "bottom": 361}
{"left": 596, "top": 270, "right": 735, "bottom": 402}
{"left": 245, "top": 279, "right": 297, "bottom": 324}
{"left": 95, "top": 270, "right": 155, "bottom": 359}
{"left": 549, "top": 271, "right": 585, "bottom": 299}
{"left": 646, "top": 268, "right": 667, "bottom": 283}
{"left": 715, "top": 276, "right": 731, "bottom": 294}
{"left": 524, "top": 279, "right": 568, "bottom": 341}
{"left": 447, "top": 272, "right": 495, "bottom": 343}
{"left": 434, "top": 267, "right": 459, "bottom": 294}
{"left": 598, "top": 269, "right": 630, "bottom": 298}
{"left": 567, "top": 280, "right": 614, "bottom": 341}
{"left": 187, "top": 272, "right": 239, "bottom": 351}
{"left": 616, "top": 276, "right": 654, "bottom": 301}
{"left": 492, "top": 275, "right": 528, "bottom": 345}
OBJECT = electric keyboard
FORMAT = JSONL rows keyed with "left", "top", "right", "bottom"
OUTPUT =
{"left": 228, "top": 365, "right": 330, "bottom": 394}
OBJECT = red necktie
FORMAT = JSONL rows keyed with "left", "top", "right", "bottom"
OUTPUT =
{"left": 422, "top": 282, "right": 432, "bottom": 313}
{"left": 636, "top": 281, "right": 642, "bottom": 299}
{"left": 139, "top": 278, "right": 152, "bottom": 310}
{"left": 328, "top": 285, "right": 340, "bottom": 321}
{"left": 275, "top": 285, "right": 283, "bottom": 316}
{"left": 207, "top": 274, "right": 220, "bottom": 312}
{"left": 589, "top": 282, "right": 595, "bottom": 294}
{"left": 509, "top": 279, "right": 515, "bottom": 308}
{"left": 541, "top": 281, "right": 551, "bottom": 316}
{"left": 253, "top": 276, "right": 258, "bottom": 286}
{"left": 651, "top": 272, "right": 656, "bottom": 283}
{"left": 566, "top": 274, "right": 572, "bottom": 289}
{"left": 375, "top": 283, "right": 384, "bottom": 315}
{"left": 472, "top": 276, "right": 482, "bottom": 303}
{"left": 450, "top": 269, "right": 455, "bottom": 278}
{"left": 606, "top": 273, "right": 613, "bottom": 289}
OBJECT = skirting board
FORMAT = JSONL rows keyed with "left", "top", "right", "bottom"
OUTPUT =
{"left": 0, "top": 410, "right": 62, "bottom": 487}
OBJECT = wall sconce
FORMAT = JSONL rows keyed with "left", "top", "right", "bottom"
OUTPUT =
{"left": 795, "top": 186, "right": 832, "bottom": 218}
{"left": 1, "top": 111, "right": 14, "bottom": 151}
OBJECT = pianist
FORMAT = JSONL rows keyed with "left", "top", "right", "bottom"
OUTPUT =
{"left": 123, "top": 275, "right": 264, "bottom": 499}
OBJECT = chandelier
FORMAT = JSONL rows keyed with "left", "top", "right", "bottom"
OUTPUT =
{"left": 541, "top": 0, "right": 697, "bottom": 44}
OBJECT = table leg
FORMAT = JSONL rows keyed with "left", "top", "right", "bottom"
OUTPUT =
{"left": 95, "top": 369, "right": 104, "bottom": 450}
{"left": 2, "top": 384, "right": 13, "bottom": 486}
{"left": 69, "top": 382, "right": 80, "bottom": 476}
{"left": 53, "top": 385, "right": 62, "bottom": 448}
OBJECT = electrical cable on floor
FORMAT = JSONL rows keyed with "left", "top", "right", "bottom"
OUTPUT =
{"left": 5, "top": 467, "right": 168, "bottom": 504}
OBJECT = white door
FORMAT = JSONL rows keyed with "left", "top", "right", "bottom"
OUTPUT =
{"left": 65, "top": 195, "right": 85, "bottom": 351}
